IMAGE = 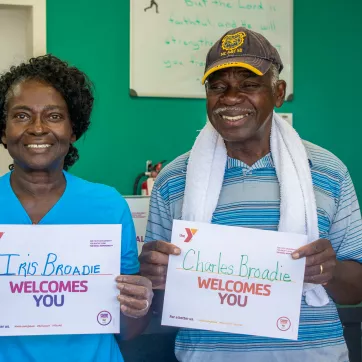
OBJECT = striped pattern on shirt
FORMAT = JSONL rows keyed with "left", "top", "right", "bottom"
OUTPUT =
{"left": 145, "top": 140, "right": 362, "bottom": 362}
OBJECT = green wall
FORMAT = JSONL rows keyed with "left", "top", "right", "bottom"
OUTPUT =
{"left": 47, "top": 0, "right": 362, "bottom": 197}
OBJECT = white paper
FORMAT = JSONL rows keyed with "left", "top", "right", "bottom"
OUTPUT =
{"left": 125, "top": 196, "right": 150, "bottom": 255}
{"left": 0, "top": 224, "right": 121, "bottom": 336}
{"left": 162, "top": 220, "right": 307, "bottom": 340}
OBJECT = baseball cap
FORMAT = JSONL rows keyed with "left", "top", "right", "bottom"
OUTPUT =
{"left": 202, "top": 27, "right": 283, "bottom": 84}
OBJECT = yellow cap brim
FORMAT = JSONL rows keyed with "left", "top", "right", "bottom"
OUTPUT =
{"left": 201, "top": 62, "right": 263, "bottom": 85}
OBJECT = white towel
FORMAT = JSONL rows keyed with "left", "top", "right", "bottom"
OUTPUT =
{"left": 182, "top": 111, "right": 329, "bottom": 307}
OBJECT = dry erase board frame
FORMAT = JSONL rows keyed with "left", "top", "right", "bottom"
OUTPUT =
{"left": 130, "top": 0, "right": 293, "bottom": 100}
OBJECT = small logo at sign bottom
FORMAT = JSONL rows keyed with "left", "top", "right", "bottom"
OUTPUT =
{"left": 97, "top": 311, "right": 112, "bottom": 326}
{"left": 277, "top": 316, "right": 291, "bottom": 331}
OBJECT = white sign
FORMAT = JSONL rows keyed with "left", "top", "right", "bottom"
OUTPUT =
{"left": 0, "top": 224, "right": 121, "bottom": 336}
{"left": 125, "top": 196, "right": 150, "bottom": 255}
{"left": 162, "top": 220, "right": 307, "bottom": 340}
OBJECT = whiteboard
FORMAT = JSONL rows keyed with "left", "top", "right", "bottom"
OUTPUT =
{"left": 130, "top": 0, "right": 293, "bottom": 100}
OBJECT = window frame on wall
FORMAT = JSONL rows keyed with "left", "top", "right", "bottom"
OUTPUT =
{"left": 0, "top": 0, "right": 46, "bottom": 56}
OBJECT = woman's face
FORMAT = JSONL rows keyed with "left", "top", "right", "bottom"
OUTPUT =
{"left": 1, "top": 79, "right": 75, "bottom": 171}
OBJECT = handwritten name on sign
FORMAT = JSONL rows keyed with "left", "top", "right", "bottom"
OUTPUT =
{"left": 162, "top": 220, "right": 307, "bottom": 340}
{"left": 0, "top": 225, "right": 121, "bottom": 336}
{"left": 182, "top": 249, "right": 293, "bottom": 308}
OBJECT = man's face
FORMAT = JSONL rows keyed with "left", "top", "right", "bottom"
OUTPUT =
{"left": 206, "top": 67, "right": 285, "bottom": 144}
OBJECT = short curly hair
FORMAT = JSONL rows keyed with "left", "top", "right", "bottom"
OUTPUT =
{"left": 0, "top": 54, "right": 94, "bottom": 170}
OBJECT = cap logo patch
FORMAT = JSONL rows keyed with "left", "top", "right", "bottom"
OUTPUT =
{"left": 221, "top": 32, "right": 246, "bottom": 56}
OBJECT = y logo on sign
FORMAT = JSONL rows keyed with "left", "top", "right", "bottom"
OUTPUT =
{"left": 184, "top": 228, "right": 198, "bottom": 243}
{"left": 0, "top": 232, "right": 4, "bottom": 240}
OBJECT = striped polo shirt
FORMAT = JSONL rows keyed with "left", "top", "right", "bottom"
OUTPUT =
{"left": 145, "top": 140, "right": 362, "bottom": 362}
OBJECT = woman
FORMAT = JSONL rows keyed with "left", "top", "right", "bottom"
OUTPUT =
{"left": 0, "top": 55, "right": 153, "bottom": 362}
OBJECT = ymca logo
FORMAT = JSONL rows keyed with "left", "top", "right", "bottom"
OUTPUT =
{"left": 0, "top": 232, "right": 4, "bottom": 240}
{"left": 179, "top": 228, "right": 198, "bottom": 243}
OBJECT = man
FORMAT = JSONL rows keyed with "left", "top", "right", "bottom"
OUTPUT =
{"left": 139, "top": 27, "right": 362, "bottom": 362}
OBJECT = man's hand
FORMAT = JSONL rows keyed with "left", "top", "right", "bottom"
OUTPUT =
{"left": 116, "top": 275, "right": 153, "bottom": 318}
{"left": 292, "top": 238, "right": 337, "bottom": 285}
{"left": 139, "top": 240, "right": 181, "bottom": 289}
